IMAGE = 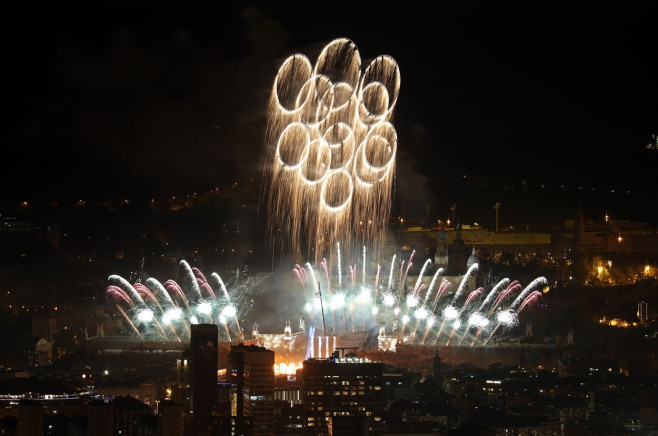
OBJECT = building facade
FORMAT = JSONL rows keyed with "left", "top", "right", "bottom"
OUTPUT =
{"left": 301, "top": 357, "right": 384, "bottom": 435}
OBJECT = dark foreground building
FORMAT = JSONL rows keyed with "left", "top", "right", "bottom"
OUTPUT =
{"left": 191, "top": 324, "right": 218, "bottom": 435}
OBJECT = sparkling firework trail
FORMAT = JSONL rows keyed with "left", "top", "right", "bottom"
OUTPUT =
{"left": 146, "top": 278, "right": 175, "bottom": 307}
{"left": 489, "top": 281, "right": 521, "bottom": 318}
{"left": 451, "top": 263, "right": 479, "bottom": 304}
{"left": 106, "top": 285, "right": 134, "bottom": 307}
{"left": 337, "top": 242, "right": 342, "bottom": 290}
{"left": 509, "top": 277, "right": 548, "bottom": 312}
{"left": 109, "top": 275, "right": 144, "bottom": 306}
{"left": 431, "top": 279, "right": 451, "bottom": 313}
{"left": 116, "top": 305, "right": 143, "bottom": 341}
{"left": 180, "top": 260, "right": 202, "bottom": 302}
{"left": 198, "top": 279, "right": 217, "bottom": 300}
{"left": 424, "top": 268, "right": 444, "bottom": 305}
{"left": 518, "top": 290, "right": 543, "bottom": 313}
{"left": 134, "top": 283, "right": 164, "bottom": 313}
{"left": 362, "top": 246, "right": 366, "bottom": 284}
{"left": 413, "top": 259, "right": 433, "bottom": 296}
{"left": 375, "top": 264, "right": 381, "bottom": 294}
{"left": 477, "top": 278, "right": 510, "bottom": 313}
{"left": 387, "top": 254, "right": 396, "bottom": 291}
{"left": 192, "top": 267, "right": 209, "bottom": 284}
{"left": 106, "top": 263, "right": 253, "bottom": 343}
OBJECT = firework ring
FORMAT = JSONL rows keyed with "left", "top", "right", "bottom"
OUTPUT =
{"left": 273, "top": 54, "right": 314, "bottom": 114}
{"left": 358, "top": 55, "right": 400, "bottom": 124}
{"left": 320, "top": 169, "right": 354, "bottom": 212}
{"left": 321, "top": 122, "right": 356, "bottom": 170}
{"left": 298, "top": 138, "right": 331, "bottom": 185}
{"left": 276, "top": 122, "right": 310, "bottom": 170}
{"left": 313, "top": 38, "right": 361, "bottom": 112}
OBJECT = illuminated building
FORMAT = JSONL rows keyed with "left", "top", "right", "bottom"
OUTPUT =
{"left": 190, "top": 324, "right": 218, "bottom": 435}
{"left": 227, "top": 343, "right": 275, "bottom": 435}
{"left": 301, "top": 355, "right": 383, "bottom": 435}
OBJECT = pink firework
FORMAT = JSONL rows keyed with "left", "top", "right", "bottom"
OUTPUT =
{"left": 464, "top": 287, "right": 484, "bottom": 306}
{"left": 106, "top": 285, "right": 133, "bottom": 307}
{"left": 164, "top": 280, "right": 187, "bottom": 303}
{"left": 197, "top": 279, "right": 216, "bottom": 299}
{"left": 490, "top": 281, "right": 522, "bottom": 315}
{"left": 403, "top": 261, "right": 413, "bottom": 287}
{"left": 431, "top": 279, "right": 452, "bottom": 312}
{"left": 293, "top": 268, "right": 304, "bottom": 286}
{"left": 321, "top": 259, "right": 330, "bottom": 284}
{"left": 518, "top": 291, "right": 542, "bottom": 313}
{"left": 192, "top": 267, "right": 209, "bottom": 284}
{"left": 133, "top": 283, "right": 158, "bottom": 304}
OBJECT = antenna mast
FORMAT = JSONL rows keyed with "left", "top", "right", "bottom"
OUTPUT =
{"left": 317, "top": 281, "right": 327, "bottom": 338}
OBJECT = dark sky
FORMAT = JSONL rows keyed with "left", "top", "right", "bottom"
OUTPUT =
{"left": 2, "top": 2, "right": 657, "bottom": 211}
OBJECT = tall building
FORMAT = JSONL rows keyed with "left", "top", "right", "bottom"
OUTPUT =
{"left": 191, "top": 324, "right": 219, "bottom": 435}
{"left": 301, "top": 356, "right": 384, "bottom": 435}
{"left": 227, "top": 343, "right": 275, "bottom": 436}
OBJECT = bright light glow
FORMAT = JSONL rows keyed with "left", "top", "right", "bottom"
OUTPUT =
{"left": 406, "top": 294, "right": 419, "bottom": 308}
{"left": 382, "top": 293, "right": 395, "bottom": 307}
{"left": 371, "top": 306, "right": 379, "bottom": 315}
{"left": 304, "top": 302, "right": 313, "bottom": 313}
{"left": 330, "top": 293, "right": 345, "bottom": 309}
{"left": 190, "top": 316, "right": 199, "bottom": 325}
{"left": 402, "top": 315, "right": 410, "bottom": 324}
{"left": 197, "top": 301, "right": 212, "bottom": 315}
{"left": 356, "top": 286, "right": 371, "bottom": 304}
{"left": 468, "top": 313, "right": 489, "bottom": 328}
{"left": 452, "top": 319, "right": 461, "bottom": 329}
{"left": 393, "top": 307, "right": 400, "bottom": 315}
{"left": 497, "top": 310, "right": 518, "bottom": 326}
{"left": 427, "top": 317, "right": 436, "bottom": 328}
{"left": 136, "top": 309, "right": 154, "bottom": 323}
{"left": 221, "top": 305, "right": 237, "bottom": 318}
{"left": 443, "top": 305, "right": 459, "bottom": 320}
{"left": 275, "top": 362, "right": 303, "bottom": 375}
{"left": 162, "top": 308, "right": 182, "bottom": 324}
{"left": 413, "top": 307, "right": 428, "bottom": 319}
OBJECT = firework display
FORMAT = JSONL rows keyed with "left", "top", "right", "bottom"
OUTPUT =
{"left": 265, "top": 38, "right": 400, "bottom": 261}
{"left": 295, "top": 243, "right": 547, "bottom": 350}
{"left": 104, "top": 39, "right": 547, "bottom": 352}
{"left": 105, "top": 260, "right": 257, "bottom": 342}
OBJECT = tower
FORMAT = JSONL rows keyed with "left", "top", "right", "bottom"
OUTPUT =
{"left": 434, "top": 226, "right": 449, "bottom": 270}
{"left": 190, "top": 324, "right": 218, "bottom": 435}
{"left": 525, "top": 322, "right": 533, "bottom": 337}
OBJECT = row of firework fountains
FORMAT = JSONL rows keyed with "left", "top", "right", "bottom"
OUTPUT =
{"left": 105, "top": 260, "right": 241, "bottom": 343}
{"left": 294, "top": 244, "right": 548, "bottom": 347}
{"left": 105, "top": 245, "right": 547, "bottom": 349}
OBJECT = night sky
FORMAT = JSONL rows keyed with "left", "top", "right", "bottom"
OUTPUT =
{"left": 2, "top": 2, "right": 657, "bottom": 223}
